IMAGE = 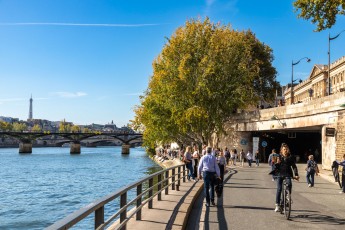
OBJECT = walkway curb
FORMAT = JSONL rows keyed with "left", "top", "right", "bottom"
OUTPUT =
{"left": 171, "top": 181, "right": 204, "bottom": 230}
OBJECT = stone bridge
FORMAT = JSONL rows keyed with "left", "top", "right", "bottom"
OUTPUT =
{"left": 0, "top": 131, "right": 142, "bottom": 154}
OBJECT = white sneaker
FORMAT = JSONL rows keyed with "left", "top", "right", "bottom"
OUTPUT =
{"left": 308, "top": 184, "right": 312, "bottom": 187}
{"left": 339, "top": 191, "right": 345, "bottom": 194}
{"left": 274, "top": 204, "right": 281, "bottom": 212}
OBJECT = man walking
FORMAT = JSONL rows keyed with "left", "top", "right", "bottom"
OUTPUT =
{"left": 198, "top": 146, "right": 221, "bottom": 207}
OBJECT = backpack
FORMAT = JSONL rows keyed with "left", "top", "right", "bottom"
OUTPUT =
{"left": 307, "top": 160, "right": 318, "bottom": 173}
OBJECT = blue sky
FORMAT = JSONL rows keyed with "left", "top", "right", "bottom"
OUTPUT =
{"left": 0, "top": 0, "right": 345, "bottom": 127}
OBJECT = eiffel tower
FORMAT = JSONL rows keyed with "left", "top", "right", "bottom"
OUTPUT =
{"left": 28, "top": 95, "right": 33, "bottom": 121}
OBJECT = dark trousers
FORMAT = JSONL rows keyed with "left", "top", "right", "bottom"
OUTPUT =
{"left": 248, "top": 159, "right": 252, "bottom": 167}
{"left": 193, "top": 159, "right": 198, "bottom": 178}
{"left": 218, "top": 164, "right": 225, "bottom": 182}
{"left": 203, "top": 171, "right": 216, "bottom": 204}
{"left": 342, "top": 172, "right": 345, "bottom": 192}
{"left": 276, "top": 177, "right": 292, "bottom": 204}
{"left": 306, "top": 172, "right": 315, "bottom": 186}
{"left": 186, "top": 162, "right": 195, "bottom": 180}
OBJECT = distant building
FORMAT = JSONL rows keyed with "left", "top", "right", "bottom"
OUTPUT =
{"left": 0, "top": 116, "right": 19, "bottom": 123}
{"left": 284, "top": 56, "right": 345, "bottom": 105}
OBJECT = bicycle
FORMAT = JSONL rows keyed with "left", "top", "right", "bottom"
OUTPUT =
{"left": 274, "top": 176, "right": 293, "bottom": 220}
{"left": 280, "top": 176, "right": 292, "bottom": 219}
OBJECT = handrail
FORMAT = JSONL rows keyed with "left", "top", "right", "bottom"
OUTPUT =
{"left": 46, "top": 163, "right": 187, "bottom": 230}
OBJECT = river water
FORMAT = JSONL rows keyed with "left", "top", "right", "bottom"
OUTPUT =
{"left": 0, "top": 147, "right": 161, "bottom": 229}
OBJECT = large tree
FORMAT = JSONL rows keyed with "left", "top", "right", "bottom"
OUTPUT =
{"left": 133, "top": 18, "right": 277, "bottom": 149}
{"left": 294, "top": 0, "right": 345, "bottom": 32}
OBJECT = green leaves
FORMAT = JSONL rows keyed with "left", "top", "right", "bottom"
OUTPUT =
{"left": 294, "top": 0, "right": 345, "bottom": 32}
{"left": 133, "top": 18, "right": 277, "bottom": 148}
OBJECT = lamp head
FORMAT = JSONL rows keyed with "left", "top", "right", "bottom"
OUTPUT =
{"left": 306, "top": 58, "right": 311, "bottom": 63}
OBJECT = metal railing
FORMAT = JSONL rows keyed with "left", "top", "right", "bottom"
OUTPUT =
{"left": 46, "top": 164, "right": 187, "bottom": 230}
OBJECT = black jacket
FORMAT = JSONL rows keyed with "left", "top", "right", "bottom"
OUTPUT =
{"left": 274, "top": 155, "right": 299, "bottom": 177}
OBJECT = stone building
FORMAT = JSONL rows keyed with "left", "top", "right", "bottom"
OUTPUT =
{"left": 218, "top": 56, "right": 345, "bottom": 169}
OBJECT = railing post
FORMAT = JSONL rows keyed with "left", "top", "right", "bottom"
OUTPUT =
{"left": 158, "top": 173, "right": 162, "bottom": 201}
{"left": 165, "top": 170, "right": 169, "bottom": 195}
{"left": 149, "top": 178, "right": 153, "bottom": 209}
{"left": 95, "top": 206, "right": 104, "bottom": 229}
{"left": 172, "top": 168, "right": 175, "bottom": 190}
{"left": 120, "top": 192, "right": 127, "bottom": 230}
{"left": 136, "top": 184, "right": 142, "bottom": 220}
{"left": 177, "top": 166, "right": 181, "bottom": 191}
{"left": 183, "top": 164, "right": 186, "bottom": 182}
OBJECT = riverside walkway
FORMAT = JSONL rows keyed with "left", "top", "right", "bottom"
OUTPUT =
{"left": 119, "top": 162, "right": 344, "bottom": 230}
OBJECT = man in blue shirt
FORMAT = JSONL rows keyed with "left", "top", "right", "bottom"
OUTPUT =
{"left": 198, "top": 146, "right": 221, "bottom": 207}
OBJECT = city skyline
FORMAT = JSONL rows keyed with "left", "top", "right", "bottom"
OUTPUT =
{"left": 1, "top": 0, "right": 345, "bottom": 126}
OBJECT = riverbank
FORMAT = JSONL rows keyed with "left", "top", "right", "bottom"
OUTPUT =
{"left": 151, "top": 155, "right": 184, "bottom": 169}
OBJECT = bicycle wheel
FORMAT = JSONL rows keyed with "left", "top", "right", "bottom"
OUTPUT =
{"left": 284, "top": 189, "right": 291, "bottom": 219}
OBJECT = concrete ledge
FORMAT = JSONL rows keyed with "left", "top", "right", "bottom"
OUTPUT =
{"left": 171, "top": 181, "right": 204, "bottom": 230}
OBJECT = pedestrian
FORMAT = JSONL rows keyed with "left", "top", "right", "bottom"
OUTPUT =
{"left": 268, "top": 149, "right": 279, "bottom": 181}
{"left": 239, "top": 149, "right": 245, "bottom": 167}
{"left": 230, "top": 149, "right": 235, "bottom": 166}
{"left": 192, "top": 145, "right": 200, "bottom": 178}
{"left": 233, "top": 148, "right": 237, "bottom": 166}
{"left": 217, "top": 150, "right": 226, "bottom": 182}
{"left": 224, "top": 147, "right": 230, "bottom": 165}
{"left": 335, "top": 154, "right": 345, "bottom": 194}
{"left": 255, "top": 149, "right": 260, "bottom": 166}
{"left": 198, "top": 146, "right": 221, "bottom": 207}
{"left": 306, "top": 155, "right": 319, "bottom": 187}
{"left": 183, "top": 146, "right": 196, "bottom": 182}
{"left": 271, "top": 143, "right": 299, "bottom": 212}
{"left": 246, "top": 150, "right": 253, "bottom": 167}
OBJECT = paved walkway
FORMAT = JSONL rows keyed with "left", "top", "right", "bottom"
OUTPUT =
{"left": 109, "top": 162, "right": 342, "bottom": 230}
{"left": 187, "top": 163, "right": 345, "bottom": 230}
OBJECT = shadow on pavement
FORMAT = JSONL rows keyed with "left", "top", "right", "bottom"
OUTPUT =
{"left": 293, "top": 212, "right": 345, "bottom": 226}
{"left": 201, "top": 169, "right": 237, "bottom": 230}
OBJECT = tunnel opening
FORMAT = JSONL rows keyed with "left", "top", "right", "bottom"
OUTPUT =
{"left": 255, "top": 130, "right": 322, "bottom": 163}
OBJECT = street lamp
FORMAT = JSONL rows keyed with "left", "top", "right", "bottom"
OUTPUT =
{"left": 328, "top": 30, "right": 345, "bottom": 95}
{"left": 291, "top": 57, "right": 311, "bottom": 104}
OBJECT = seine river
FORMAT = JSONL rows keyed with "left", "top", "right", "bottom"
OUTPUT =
{"left": 0, "top": 147, "right": 161, "bottom": 229}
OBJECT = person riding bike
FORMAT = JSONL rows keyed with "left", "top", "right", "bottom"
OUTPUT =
{"left": 271, "top": 143, "right": 299, "bottom": 212}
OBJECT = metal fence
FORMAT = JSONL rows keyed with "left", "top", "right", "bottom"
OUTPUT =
{"left": 46, "top": 164, "right": 187, "bottom": 230}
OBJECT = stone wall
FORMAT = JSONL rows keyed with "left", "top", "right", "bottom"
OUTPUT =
{"left": 336, "top": 110, "right": 345, "bottom": 160}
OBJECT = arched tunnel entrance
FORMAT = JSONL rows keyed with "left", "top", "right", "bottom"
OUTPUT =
{"left": 254, "top": 128, "right": 322, "bottom": 163}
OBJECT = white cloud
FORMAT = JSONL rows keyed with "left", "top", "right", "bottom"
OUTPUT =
{"left": 52, "top": 92, "right": 87, "bottom": 98}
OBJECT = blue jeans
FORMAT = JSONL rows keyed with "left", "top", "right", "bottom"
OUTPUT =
{"left": 276, "top": 177, "right": 292, "bottom": 204}
{"left": 248, "top": 159, "right": 252, "bottom": 167}
{"left": 306, "top": 172, "right": 315, "bottom": 186}
{"left": 203, "top": 171, "right": 216, "bottom": 204}
{"left": 186, "top": 162, "right": 195, "bottom": 180}
{"left": 256, "top": 159, "right": 260, "bottom": 166}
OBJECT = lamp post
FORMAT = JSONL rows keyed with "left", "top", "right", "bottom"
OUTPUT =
{"left": 328, "top": 30, "right": 345, "bottom": 95}
{"left": 291, "top": 57, "right": 311, "bottom": 104}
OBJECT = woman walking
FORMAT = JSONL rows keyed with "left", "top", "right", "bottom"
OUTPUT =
{"left": 192, "top": 145, "right": 200, "bottom": 179}
{"left": 183, "top": 146, "right": 196, "bottom": 181}
{"left": 306, "top": 155, "right": 319, "bottom": 187}
{"left": 217, "top": 150, "right": 227, "bottom": 181}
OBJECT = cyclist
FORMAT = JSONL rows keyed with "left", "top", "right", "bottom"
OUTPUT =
{"left": 272, "top": 143, "right": 299, "bottom": 212}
